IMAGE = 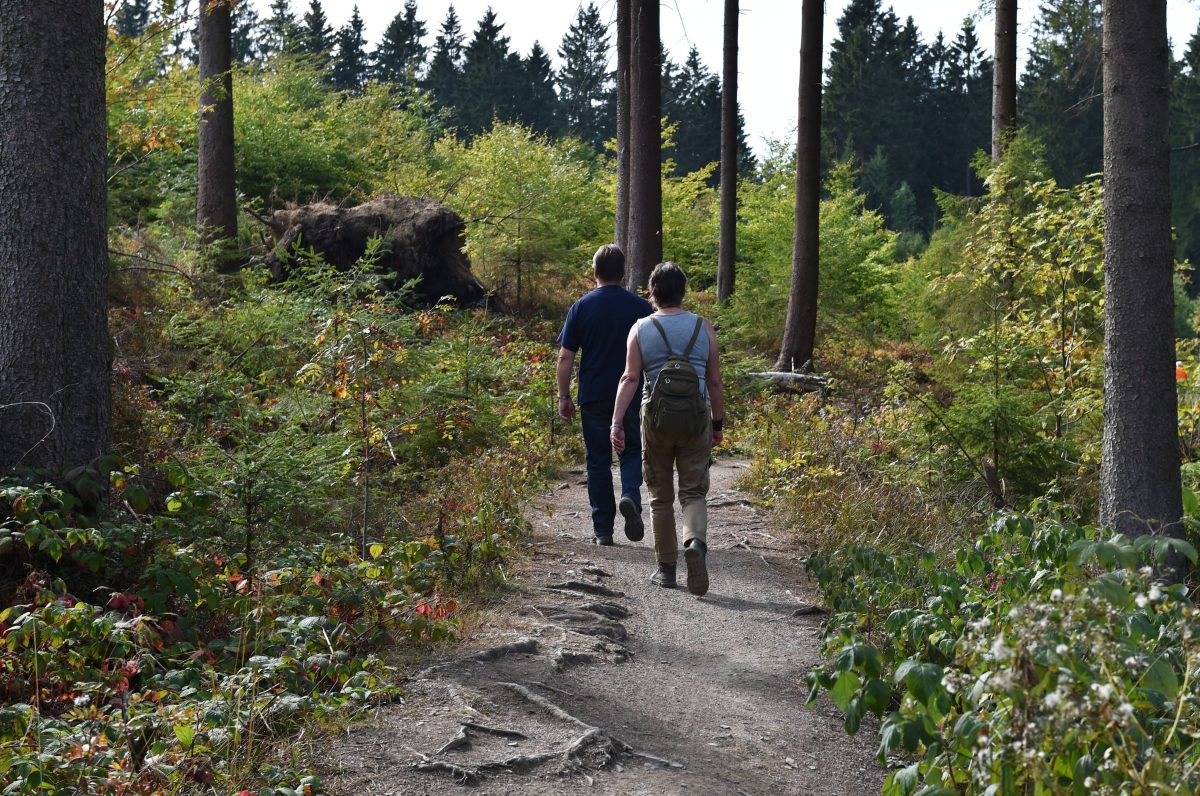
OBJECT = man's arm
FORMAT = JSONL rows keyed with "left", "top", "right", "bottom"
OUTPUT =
{"left": 610, "top": 326, "right": 643, "bottom": 453}
{"left": 556, "top": 346, "right": 577, "bottom": 423}
{"left": 704, "top": 319, "right": 725, "bottom": 446}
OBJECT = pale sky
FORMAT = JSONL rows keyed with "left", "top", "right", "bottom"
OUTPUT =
{"left": 251, "top": 0, "right": 1200, "bottom": 157}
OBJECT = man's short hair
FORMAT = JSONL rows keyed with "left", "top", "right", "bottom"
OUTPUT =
{"left": 648, "top": 262, "right": 687, "bottom": 308}
{"left": 593, "top": 244, "right": 625, "bottom": 282}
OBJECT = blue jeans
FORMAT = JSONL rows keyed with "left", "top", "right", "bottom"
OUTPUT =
{"left": 580, "top": 400, "right": 642, "bottom": 537}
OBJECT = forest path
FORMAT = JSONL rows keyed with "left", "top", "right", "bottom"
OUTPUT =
{"left": 322, "top": 458, "right": 883, "bottom": 795}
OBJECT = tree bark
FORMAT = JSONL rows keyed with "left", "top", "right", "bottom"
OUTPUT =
{"left": 626, "top": 0, "right": 662, "bottom": 290}
{"left": 0, "top": 0, "right": 111, "bottom": 473}
{"left": 992, "top": 0, "right": 1018, "bottom": 160}
{"left": 1100, "top": 0, "right": 1182, "bottom": 547}
{"left": 775, "top": 0, "right": 822, "bottom": 372}
{"left": 198, "top": 0, "right": 239, "bottom": 269}
{"left": 615, "top": 0, "right": 632, "bottom": 253}
{"left": 716, "top": 0, "right": 738, "bottom": 305}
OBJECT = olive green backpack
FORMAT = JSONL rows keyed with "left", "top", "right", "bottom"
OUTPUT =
{"left": 645, "top": 316, "right": 707, "bottom": 436}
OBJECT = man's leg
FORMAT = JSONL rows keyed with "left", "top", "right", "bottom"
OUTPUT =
{"left": 580, "top": 402, "right": 616, "bottom": 539}
{"left": 617, "top": 400, "right": 644, "bottom": 510}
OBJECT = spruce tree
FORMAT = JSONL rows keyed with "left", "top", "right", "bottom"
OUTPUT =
{"left": 375, "top": 0, "right": 428, "bottom": 82}
{"left": 1020, "top": 0, "right": 1103, "bottom": 186}
{"left": 557, "top": 3, "right": 612, "bottom": 150}
{"left": 299, "top": 0, "right": 334, "bottom": 61}
{"left": 426, "top": 5, "right": 465, "bottom": 124}
{"left": 1170, "top": 23, "right": 1200, "bottom": 270}
{"left": 521, "top": 42, "right": 560, "bottom": 135}
{"left": 115, "top": 0, "right": 153, "bottom": 38}
{"left": 331, "top": 6, "right": 369, "bottom": 92}
{"left": 262, "top": 0, "right": 300, "bottom": 58}
{"left": 667, "top": 47, "right": 721, "bottom": 177}
{"left": 459, "top": 8, "right": 522, "bottom": 133}
{"left": 232, "top": 1, "right": 264, "bottom": 63}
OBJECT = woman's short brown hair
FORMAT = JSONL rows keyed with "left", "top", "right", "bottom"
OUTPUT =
{"left": 592, "top": 244, "right": 625, "bottom": 282}
{"left": 648, "top": 262, "right": 687, "bottom": 308}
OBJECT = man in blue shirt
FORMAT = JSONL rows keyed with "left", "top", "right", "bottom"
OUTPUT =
{"left": 556, "top": 245, "right": 654, "bottom": 545}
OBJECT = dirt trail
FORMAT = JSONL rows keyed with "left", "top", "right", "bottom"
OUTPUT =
{"left": 323, "top": 458, "right": 883, "bottom": 795}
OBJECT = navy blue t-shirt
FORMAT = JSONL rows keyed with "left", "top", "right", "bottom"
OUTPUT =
{"left": 557, "top": 285, "right": 653, "bottom": 405}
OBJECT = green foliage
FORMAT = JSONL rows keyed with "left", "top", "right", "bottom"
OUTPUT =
{"left": 432, "top": 123, "right": 608, "bottom": 311}
{"left": 725, "top": 154, "right": 899, "bottom": 352}
{"left": 899, "top": 140, "right": 1105, "bottom": 503}
{"left": 1, "top": 243, "right": 567, "bottom": 791}
{"left": 805, "top": 512, "right": 1200, "bottom": 794}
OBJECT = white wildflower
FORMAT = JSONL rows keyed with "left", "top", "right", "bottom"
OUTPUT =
{"left": 991, "top": 634, "right": 1013, "bottom": 661}
{"left": 1055, "top": 643, "right": 1068, "bottom": 656}
{"left": 1118, "top": 702, "right": 1134, "bottom": 716}
{"left": 1149, "top": 584, "right": 1163, "bottom": 602}
{"left": 1091, "top": 683, "right": 1114, "bottom": 701}
{"left": 1044, "top": 692, "right": 1062, "bottom": 709}
{"left": 1136, "top": 594, "right": 1149, "bottom": 608}
{"left": 1050, "top": 588, "right": 1063, "bottom": 602}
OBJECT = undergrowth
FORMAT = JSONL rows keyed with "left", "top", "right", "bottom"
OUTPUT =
{"left": 0, "top": 257, "right": 570, "bottom": 794}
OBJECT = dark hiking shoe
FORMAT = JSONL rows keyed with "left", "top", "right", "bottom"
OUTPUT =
{"left": 683, "top": 539, "right": 709, "bottom": 596}
{"left": 650, "top": 562, "right": 677, "bottom": 588}
{"left": 593, "top": 534, "right": 614, "bottom": 546}
{"left": 619, "top": 496, "right": 644, "bottom": 542}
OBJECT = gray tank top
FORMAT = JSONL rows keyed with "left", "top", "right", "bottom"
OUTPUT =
{"left": 636, "top": 311, "right": 710, "bottom": 404}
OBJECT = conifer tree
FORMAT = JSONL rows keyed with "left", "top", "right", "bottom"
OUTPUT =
{"left": 0, "top": 0, "right": 111, "bottom": 473}
{"left": 331, "top": 6, "right": 369, "bottom": 93}
{"left": 558, "top": 3, "right": 612, "bottom": 150}
{"left": 426, "top": 5, "right": 465, "bottom": 124}
{"left": 459, "top": 8, "right": 522, "bottom": 133}
{"left": 1020, "top": 0, "right": 1103, "bottom": 186}
{"left": 375, "top": 0, "right": 427, "bottom": 82}
{"left": 299, "top": 0, "right": 334, "bottom": 60}
{"left": 115, "top": 0, "right": 153, "bottom": 38}
{"left": 232, "top": 1, "right": 264, "bottom": 63}
{"left": 1170, "top": 23, "right": 1200, "bottom": 269}
{"left": 521, "top": 42, "right": 561, "bottom": 135}
{"left": 262, "top": 0, "right": 300, "bottom": 58}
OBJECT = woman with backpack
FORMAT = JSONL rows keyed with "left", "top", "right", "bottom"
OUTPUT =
{"left": 609, "top": 262, "right": 725, "bottom": 596}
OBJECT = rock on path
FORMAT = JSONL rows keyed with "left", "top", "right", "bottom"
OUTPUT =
{"left": 321, "top": 458, "right": 883, "bottom": 795}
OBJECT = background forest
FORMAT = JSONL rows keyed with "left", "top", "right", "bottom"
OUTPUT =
{"left": 5, "top": 0, "right": 1200, "bottom": 793}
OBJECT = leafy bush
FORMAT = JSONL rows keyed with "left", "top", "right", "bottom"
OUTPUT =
{"left": 804, "top": 513, "right": 1200, "bottom": 795}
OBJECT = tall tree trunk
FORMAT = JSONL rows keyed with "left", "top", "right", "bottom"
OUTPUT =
{"left": 198, "top": 0, "right": 238, "bottom": 270}
{"left": 716, "top": 0, "right": 738, "bottom": 305}
{"left": 775, "top": 0, "right": 822, "bottom": 372}
{"left": 0, "top": 0, "right": 111, "bottom": 473}
{"left": 1100, "top": 0, "right": 1182, "bottom": 549}
{"left": 992, "top": 0, "right": 1018, "bottom": 159}
{"left": 626, "top": 0, "right": 661, "bottom": 290}
{"left": 616, "top": 0, "right": 632, "bottom": 253}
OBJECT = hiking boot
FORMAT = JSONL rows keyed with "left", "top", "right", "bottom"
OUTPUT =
{"left": 650, "top": 562, "right": 677, "bottom": 588}
{"left": 619, "top": 496, "right": 644, "bottom": 542}
{"left": 593, "top": 534, "right": 614, "bottom": 546}
{"left": 683, "top": 539, "right": 709, "bottom": 596}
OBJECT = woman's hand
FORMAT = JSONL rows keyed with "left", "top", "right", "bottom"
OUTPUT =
{"left": 712, "top": 429, "right": 724, "bottom": 448}
{"left": 610, "top": 424, "right": 626, "bottom": 453}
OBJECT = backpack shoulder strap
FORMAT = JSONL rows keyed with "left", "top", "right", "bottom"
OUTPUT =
{"left": 682, "top": 316, "right": 705, "bottom": 358}
{"left": 649, "top": 317, "right": 676, "bottom": 356}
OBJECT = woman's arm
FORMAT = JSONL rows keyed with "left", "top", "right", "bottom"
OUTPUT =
{"left": 610, "top": 325, "right": 643, "bottom": 453}
{"left": 704, "top": 319, "right": 724, "bottom": 446}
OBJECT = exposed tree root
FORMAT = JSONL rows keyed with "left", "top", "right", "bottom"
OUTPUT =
{"left": 412, "top": 758, "right": 478, "bottom": 784}
{"left": 460, "top": 721, "right": 528, "bottom": 740}
{"left": 580, "top": 566, "right": 612, "bottom": 578}
{"left": 553, "top": 649, "right": 599, "bottom": 670}
{"left": 435, "top": 726, "right": 471, "bottom": 755}
{"left": 470, "top": 637, "right": 538, "bottom": 662}
{"left": 579, "top": 600, "right": 630, "bottom": 619}
{"left": 542, "top": 581, "right": 625, "bottom": 597}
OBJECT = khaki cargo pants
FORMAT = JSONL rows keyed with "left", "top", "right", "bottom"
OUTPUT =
{"left": 640, "top": 405, "right": 712, "bottom": 565}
